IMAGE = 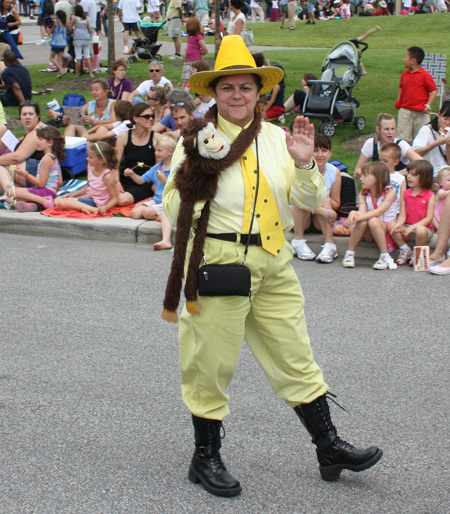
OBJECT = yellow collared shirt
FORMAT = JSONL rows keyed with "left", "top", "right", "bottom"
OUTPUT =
{"left": 163, "top": 115, "right": 326, "bottom": 234}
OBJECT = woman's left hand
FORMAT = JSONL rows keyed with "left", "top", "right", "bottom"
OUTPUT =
{"left": 285, "top": 116, "right": 315, "bottom": 167}
{"left": 82, "top": 115, "right": 93, "bottom": 125}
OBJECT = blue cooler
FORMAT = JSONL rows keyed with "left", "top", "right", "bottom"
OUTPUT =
{"left": 62, "top": 137, "right": 87, "bottom": 176}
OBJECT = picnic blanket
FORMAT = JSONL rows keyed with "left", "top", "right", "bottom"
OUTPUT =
{"left": 41, "top": 198, "right": 160, "bottom": 220}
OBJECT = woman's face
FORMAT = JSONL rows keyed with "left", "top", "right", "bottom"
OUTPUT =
{"left": 376, "top": 119, "right": 396, "bottom": 143}
{"left": 146, "top": 92, "right": 158, "bottom": 106}
{"left": 134, "top": 108, "right": 155, "bottom": 129}
{"left": 2, "top": 0, "right": 11, "bottom": 10}
{"left": 313, "top": 146, "right": 332, "bottom": 168}
{"left": 113, "top": 66, "right": 127, "bottom": 80}
{"left": 91, "top": 83, "right": 107, "bottom": 101}
{"left": 213, "top": 74, "right": 259, "bottom": 128}
{"left": 438, "top": 113, "right": 450, "bottom": 132}
{"left": 20, "top": 106, "right": 39, "bottom": 132}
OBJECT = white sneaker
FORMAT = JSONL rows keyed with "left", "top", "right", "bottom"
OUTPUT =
{"left": 373, "top": 256, "right": 397, "bottom": 270}
{"left": 169, "top": 54, "right": 182, "bottom": 60}
{"left": 342, "top": 253, "right": 355, "bottom": 268}
{"left": 316, "top": 245, "right": 338, "bottom": 263}
{"left": 373, "top": 257, "right": 388, "bottom": 270}
{"left": 35, "top": 39, "right": 46, "bottom": 45}
{"left": 277, "top": 114, "right": 286, "bottom": 124}
{"left": 292, "top": 240, "right": 316, "bottom": 260}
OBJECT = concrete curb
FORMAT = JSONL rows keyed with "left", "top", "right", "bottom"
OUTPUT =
{"left": 0, "top": 210, "right": 163, "bottom": 245}
{"left": 1, "top": 209, "right": 441, "bottom": 261}
{"left": 0, "top": 209, "right": 409, "bottom": 261}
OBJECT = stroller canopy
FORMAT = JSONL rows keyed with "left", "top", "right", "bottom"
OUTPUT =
{"left": 321, "top": 41, "right": 362, "bottom": 88}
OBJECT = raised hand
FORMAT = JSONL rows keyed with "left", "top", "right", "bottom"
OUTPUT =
{"left": 285, "top": 116, "right": 315, "bottom": 167}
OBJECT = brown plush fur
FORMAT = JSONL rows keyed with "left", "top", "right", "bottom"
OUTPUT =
{"left": 162, "top": 108, "right": 262, "bottom": 323}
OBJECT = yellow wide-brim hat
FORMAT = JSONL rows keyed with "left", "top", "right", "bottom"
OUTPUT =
{"left": 189, "top": 35, "right": 284, "bottom": 96}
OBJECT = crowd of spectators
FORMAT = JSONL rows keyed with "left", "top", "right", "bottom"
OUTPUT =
{"left": 0, "top": 1, "right": 448, "bottom": 271}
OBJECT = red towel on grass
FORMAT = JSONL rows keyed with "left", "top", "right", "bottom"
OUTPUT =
{"left": 41, "top": 199, "right": 160, "bottom": 220}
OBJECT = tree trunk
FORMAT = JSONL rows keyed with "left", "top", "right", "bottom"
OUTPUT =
{"left": 215, "top": 0, "right": 220, "bottom": 56}
{"left": 108, "top": 0, "right": 115, "bottom": 71}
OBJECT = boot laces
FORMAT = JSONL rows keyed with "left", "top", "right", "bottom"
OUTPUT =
{"left": 335, "top": 436, "right": 355, "bottom": 451}
{"left": 325, "top": 392, "right": 347, "bottom": 412}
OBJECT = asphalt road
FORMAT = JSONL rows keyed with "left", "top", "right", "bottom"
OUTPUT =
{"left": 0, "top": 233, "right": 448, "bottom": 514}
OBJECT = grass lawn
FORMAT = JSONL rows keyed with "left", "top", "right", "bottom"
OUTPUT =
{"left": 8, "top": 12, "right": 450, "bottom": 174}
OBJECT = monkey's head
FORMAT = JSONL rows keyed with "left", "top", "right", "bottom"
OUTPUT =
{"left": 182, "top": 120, "right": 231, "bottom": 162}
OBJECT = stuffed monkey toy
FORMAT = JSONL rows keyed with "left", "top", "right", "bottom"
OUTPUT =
{"left": 162, "top": 108, "right": 262, "bottom": 323}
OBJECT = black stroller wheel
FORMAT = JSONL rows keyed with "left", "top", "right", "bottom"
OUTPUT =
{"left": 319, "top": 122, "right": 336, "bottom": 137}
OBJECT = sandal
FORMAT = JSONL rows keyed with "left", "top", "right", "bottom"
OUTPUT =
{"left": 429, "top": 255, "right": 446, "bottom": 267}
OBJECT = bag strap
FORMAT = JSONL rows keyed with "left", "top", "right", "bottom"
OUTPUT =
{"left": 242, "top": 136, "right": 260, "bottom": 265}
{"left": 429, "top": 125, "right": 448, "bottom": 162}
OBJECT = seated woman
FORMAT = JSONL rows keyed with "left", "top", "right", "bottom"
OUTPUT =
{"left": 354, "top": 112, "right": 422, "bottom": 179}
{"left": 284, "top": 73, "right": 318, "bottom": 114}
{"left": 412, "top": 101, "right": 450, "bottom": 181}
{"left": 145, "top": 84, "right": 171, "bottom": 124}
{"left": 0, "top": 100, "right": 47, "bottom": 181}
{"left": 115, "top": 103, "right": 156, "bottom": 206}
{"left": 107, "top": 58, "right": 133, "bottom": 101}
{"left": 0, "top": 0, "right": 21, "bottom": 46}
{"left": 64, "top": 78, "right": 116, "bottom": 137}
{"left": 84, "top": 100, "right": 132, "bottom": 142}
{"left": 263, "top": 63, "right": 285, "bottom": 123}
{"left": 291, "top": 134, "right": 341, "bottom": 263}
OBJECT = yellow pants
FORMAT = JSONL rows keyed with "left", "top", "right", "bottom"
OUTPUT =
{"left": 179, "top": 237, "right": 328, "bottom": 420}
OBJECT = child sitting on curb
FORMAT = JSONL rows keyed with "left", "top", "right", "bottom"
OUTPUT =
{"left": 124, "top": 133, "right": 177, "bottom": 250}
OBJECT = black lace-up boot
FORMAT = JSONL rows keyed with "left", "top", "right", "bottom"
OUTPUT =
{"left": 188, "top": 415, "right": 242, "bottom": 497}
{"left": 294, "top": 394, "right": 383, "bottom": 481}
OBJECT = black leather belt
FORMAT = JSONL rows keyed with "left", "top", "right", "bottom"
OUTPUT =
{"left": 206, "top": 233, "right": 262, "bottom": 246}
{"left": 166, "top": 16, "right": 181, "bottom": 21}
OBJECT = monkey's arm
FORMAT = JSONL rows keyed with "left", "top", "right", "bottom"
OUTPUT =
{"left": 163, "top": 138, "right": 207, "bottom": 226}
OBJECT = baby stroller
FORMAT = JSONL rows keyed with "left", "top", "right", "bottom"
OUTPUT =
{"left": 127, "top": 20, "right": 165, "bottom": 63}
{"left": 301, "top": 39, "right": 368, "bottom": 137}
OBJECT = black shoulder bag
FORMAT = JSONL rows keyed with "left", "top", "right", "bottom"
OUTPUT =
{"left": 197, "top": 138, "right": 261, "bottom": 300}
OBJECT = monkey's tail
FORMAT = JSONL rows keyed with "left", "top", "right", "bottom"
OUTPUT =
{"left": 162, "top": 201, "right": 195, "bottom": 323}
{"left": 184, "top": 201, "right": 210, "bottom": 305}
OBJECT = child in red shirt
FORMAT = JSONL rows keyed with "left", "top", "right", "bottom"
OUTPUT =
{"left": 395, "top": 46, "right": 437, "bottom": 143}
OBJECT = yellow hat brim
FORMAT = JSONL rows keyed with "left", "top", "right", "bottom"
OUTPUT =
{"left": 189, "top": 66, "right": 285, "bottom": 96}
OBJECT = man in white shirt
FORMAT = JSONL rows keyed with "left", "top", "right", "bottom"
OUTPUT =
{"left": 128, "top": 61, "right": 173, "bottom": 103}
{"left": 118, "top": 0, "right": 142, "bottom": 55}
{"left": 80, "top": 0, "right": 97, "bottom": 31}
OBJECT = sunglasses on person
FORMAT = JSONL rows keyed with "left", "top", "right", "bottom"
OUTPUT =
{"left": 170, "top": 102, "right": 187, "bottom": 108}
{"left": 149, "top": 69, "right": 162, "bottom": 72}
{"left": 137, "top": 114, "right": 155, "bottom": 119}
{"left": 147, "top": 96, "right": 157, "bottom": 100}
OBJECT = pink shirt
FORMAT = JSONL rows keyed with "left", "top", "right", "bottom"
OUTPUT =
{"left": 85, "top": 165, "right": 112, "bottom": 206}
{"left": 434, "top": 197, "right": 445, "bottom": 223}
{"left": 340, "top": 4, "right": 351, "bottom": 18}
{"left": 404, "top": 188, "right": 434, "bottom": 229}
{"left": 185, "top": 33, "right": 204, "bottom": 62}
